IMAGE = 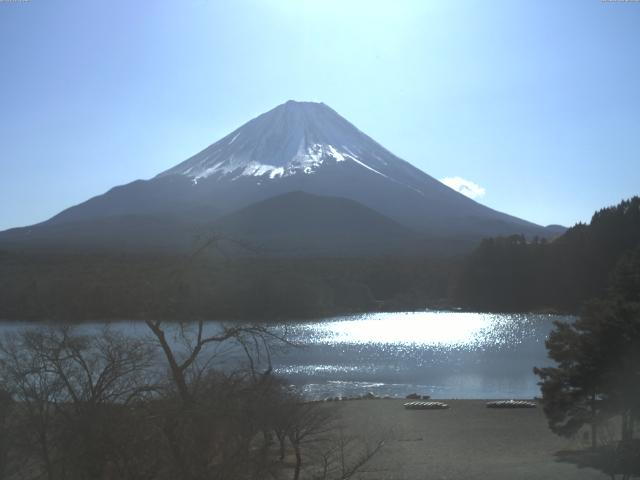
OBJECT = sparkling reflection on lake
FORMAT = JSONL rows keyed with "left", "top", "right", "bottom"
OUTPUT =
{"left": 272, "top": 311, "right": 566, "bottom": 400}
{"left": 0, "top": 311, "right": 569, "bottom": 400}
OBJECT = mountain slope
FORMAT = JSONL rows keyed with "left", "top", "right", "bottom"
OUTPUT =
{"left": 0, "top": 100, "right": 562, "bottom": 255}
{"left": 214, "top": 191, "right": 422, "bottom": 256}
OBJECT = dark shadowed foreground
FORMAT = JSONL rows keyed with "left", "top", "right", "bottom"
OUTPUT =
{"left": 0, "top": 325, "right": 387, "bottom": 480}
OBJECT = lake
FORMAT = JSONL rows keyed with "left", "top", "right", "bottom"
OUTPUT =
{"left": 277, "top": 311, "right": 565, "bottom": 400}
{"left": 0, "top": 311, "right": 568, "bottom": 400}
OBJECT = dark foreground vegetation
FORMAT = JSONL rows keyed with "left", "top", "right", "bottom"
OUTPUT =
{"left": 534, "top": 231, "right": 640, "bottom": 479}
{"left": 0, "top": 321, "right": 384, "bottom": 480}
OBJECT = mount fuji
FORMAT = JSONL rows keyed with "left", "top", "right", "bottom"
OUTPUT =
{"left": 0, "top": 101, "right": 562, "bottom": 255}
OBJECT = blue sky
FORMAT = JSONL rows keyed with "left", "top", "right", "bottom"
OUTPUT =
{"left": 1, "top": 0, "right": 639, "bottom": 230}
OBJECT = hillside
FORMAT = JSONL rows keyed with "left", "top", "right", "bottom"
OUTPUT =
{"left": 453, "top": 196, "right": 640, "bottom": 312}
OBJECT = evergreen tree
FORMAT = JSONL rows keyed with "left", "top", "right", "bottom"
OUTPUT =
{"left": 533, "top": 314, "right": 607, "bottom": 448}
{"left": 535, "top": 247, "right": 640, "bottom": 447}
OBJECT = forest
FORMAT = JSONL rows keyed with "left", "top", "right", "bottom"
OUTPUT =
{"left": 0, "top": 250, "right": 453, "bottom": 321}
{"left": 454, "top": 196, "right": 640, "bottom": 313}
{"left": 0, "top": 197, "right": 639, "bottom": 321}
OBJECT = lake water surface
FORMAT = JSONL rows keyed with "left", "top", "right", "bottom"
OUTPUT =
{"left": 0, "top": 311, "right": 569, "bottom": 400}
{"left": 277, "top": 311, "right": 565, "bottom": 400}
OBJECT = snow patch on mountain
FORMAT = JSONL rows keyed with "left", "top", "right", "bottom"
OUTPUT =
{"left": 179, "top": 142, "right": 386, "bottom": 183}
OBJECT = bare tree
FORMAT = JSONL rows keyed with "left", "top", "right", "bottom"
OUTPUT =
{"left": 0, "top": 326, "right": 157, "bottom": 480}
{"left": 140, "top": 314, "right": 293, "bottom": 480}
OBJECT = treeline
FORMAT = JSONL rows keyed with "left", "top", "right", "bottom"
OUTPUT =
{"left": 0, "top": 250, "right": 454, "bottom": 321}
{"left": 454, "top": 197, "right": 640, "bottom": 313}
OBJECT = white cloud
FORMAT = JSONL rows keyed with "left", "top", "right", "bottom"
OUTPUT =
{"left": 440, "top": 176, "right": 486, "bottom": 199}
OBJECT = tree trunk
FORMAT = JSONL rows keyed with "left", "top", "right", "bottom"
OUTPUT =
{"left": 163, "top": 418, "right": 193, "bottom": 480}
{"left": 591, "top": 392, "right": 598, "bottom": 450}
{"left": 145, "top": 320, "right": 191, "bottom": 405}
{"left": 276, "top": 431, "right": 286, "bottom": 461}
{"left": 39, "top": 428, "right": 54, "bottom": 480}
{"left": 293, "top": 442, "right": 302, "bottom": 480}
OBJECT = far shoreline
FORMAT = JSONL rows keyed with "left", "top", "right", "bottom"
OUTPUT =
{"left": 0, "top": 306, "right": 578, "bottom": 324}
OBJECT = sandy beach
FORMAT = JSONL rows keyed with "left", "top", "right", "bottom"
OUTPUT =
{"left": 333, "top": 399, "right": 608, "bottom": 480}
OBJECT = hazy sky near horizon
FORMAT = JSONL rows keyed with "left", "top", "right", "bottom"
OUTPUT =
{"left": 1, "top": 0, "right": 639, "bottom": 230}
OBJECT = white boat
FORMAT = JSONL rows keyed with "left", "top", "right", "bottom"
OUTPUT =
{"left": 403, "top": 401, "right": 449, "bottom": 410}
{"left": 486, "top": 400, "right": 536, "bottom": 409}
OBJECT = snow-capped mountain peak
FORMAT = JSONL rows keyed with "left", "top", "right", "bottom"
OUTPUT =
{"left": 3, "top": 99, "right": 553, "bottom": 253}
{"left": 157, "top": 101, "right": 392, "bottom": 183}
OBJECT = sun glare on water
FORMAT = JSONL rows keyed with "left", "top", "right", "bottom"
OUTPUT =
{"left": 300, "top": 312, "right": 515, "bottom": 348}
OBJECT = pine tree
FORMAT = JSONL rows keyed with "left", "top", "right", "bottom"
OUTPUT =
{"left": 534, "top": 247, "right": 640, "bottom": 448}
